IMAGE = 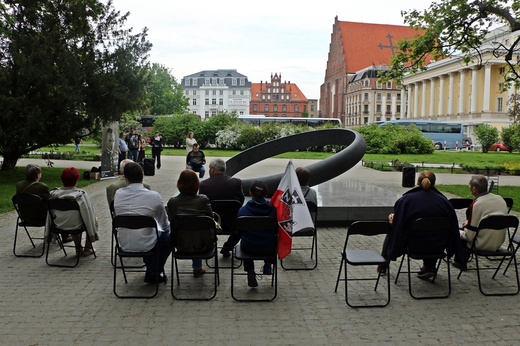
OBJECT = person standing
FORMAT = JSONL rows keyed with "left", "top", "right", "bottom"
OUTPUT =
{"left": 150, "top": 131, "right": 163, "bottom": 170}
{"left": 199, "top": 158, "right": 245, "bottom": 256}
{"left": 114, "top": 162, "right": 171, "bottom": 283}
{"left": 186, "top": 143, "right": 206, "bottom": 178}
{"left": 186, "top": 131, "right": 197, "bottom": 155}
{"left": 118, "top": 132, "right": 128, "bottom": 170}
{"left": 125, "top": 128, "right": 139, "bottom": 162}
{"left": 138, "top": 134, "right": 147, "bottom": 163}
{"left": 74, "top": 136, "right": 81, "bottom": 153}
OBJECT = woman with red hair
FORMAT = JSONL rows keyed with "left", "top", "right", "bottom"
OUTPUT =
{"left": 46, "top": 167, "right": 99, "bottom": 257}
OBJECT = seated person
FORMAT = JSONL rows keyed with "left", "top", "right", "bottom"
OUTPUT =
{"left": 46, "top": 167, "right": 99, "bottom": 257}
{"left": 295, "top": 167, "right": 317, "bottom": 206}
{"left": 114, "top": 162, "right": 171, "bottom": 283}
{"left": 381, "top": 171, "right": 462, "bottom": 278}
{"left": 167, "top": 169, "right": 214, "bottom": 278}
{"left": 236, "top": 181, "right": 277, "bottom": 287}
{"left": 457, "top": 175, "right": 509, "bottom": 269}
{"left": 186, "top": 143, "right": 206, "bottom": 178}
{"left": 16, "top": 163, "right": 50, "bottom": 224}
{"left": 106, "top": 159, "right": 151, "bottom": 206}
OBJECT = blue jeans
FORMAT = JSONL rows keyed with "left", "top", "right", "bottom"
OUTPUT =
{"left": 143, "top": 231, "right": 172, "bottom": 275}
{"left": 187, "top": 164, "right": 205, "bottom": 178}
{"left": 128, "top": 149, "right": 139, "bottom": 162}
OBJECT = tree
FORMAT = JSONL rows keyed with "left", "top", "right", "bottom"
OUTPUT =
{"left": 153, "top": 114, "right": 202, "bottom": 147}
{"left": 474, "top": 123, "right": 499, "bottom": 152}
{"left": 501, "top": 124, "right": 520, "bottom": 151}
{"left": 145, "top": 63, "right": 189, "bottom": 116}
{"left": 0, "top": 0, "right": 151, "bottom": 170}
{"left": 380, "top": 1, "right": 520, "bottom": 87}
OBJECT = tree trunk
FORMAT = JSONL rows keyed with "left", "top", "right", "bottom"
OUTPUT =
{"left": 1, "top": 151, "right": 21, "bottom": 171}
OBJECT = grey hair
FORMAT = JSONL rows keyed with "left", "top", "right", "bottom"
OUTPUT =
{"left": 25, "top": 164, "right": 41, "bottom": 181}
{"left": 209, "top": 158, "right": 226, "bottom": 172}
{"left": 469, "top": 175, "right": 488, "bottom": 194}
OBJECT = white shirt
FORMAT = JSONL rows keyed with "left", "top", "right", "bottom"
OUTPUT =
{"left": 114, "top": 183, "right": 170, "bottom": 252}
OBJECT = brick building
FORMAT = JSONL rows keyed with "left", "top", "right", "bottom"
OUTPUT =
{"left": 320, "top": 17, "right": 421, "bottom": 123}
{"left": 249, "top": 73, "right": 308, "bottom": 117}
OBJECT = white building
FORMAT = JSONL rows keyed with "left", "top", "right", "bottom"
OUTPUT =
{"left": 182, "top": 69, "right": 251, "bottom": 119}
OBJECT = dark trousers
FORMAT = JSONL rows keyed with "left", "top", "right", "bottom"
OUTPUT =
{"left": 151, "top": 147, "right": 161, "bottom": 169}
{"left": 118, "top": 152, "right": 127, "bottom": 171}
{"left": 143, "top": 231, "right": 171, "bottom": 275}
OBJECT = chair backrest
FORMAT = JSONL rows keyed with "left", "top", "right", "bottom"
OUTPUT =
{"left": 347, "top": 220, "right": 392, "bottom": 237}
{"left": 406, "top": 217, "right": 453, "bottom": 255}
{"left": 477, "top": 214, "right": 518, "bottom": 231}
{"left": 112, "top": 215, "right": 159, "bottom": 252}
{"left": 234, "top": 216, "right": 278, "bottom": 249}
{"left": 12, "top": 194, "right": 48, "bottom": 224}
{"left": 109, "top": 199, "right": 115, "bottom": 219}
{"left": 503, "top": 197, "right": 514, "bottom": 214}
{"left": 449, "top": 198, "right": 473, "bottom": 210}
{"left": 306, "top": 201, "right": 318, "bottom": 225}
{"left": 171, "top": 215, "right": 216, "bottom": 253}
{"left": 210, "top": 200, "right": 242, "bottom": 234}
{"left": 48, "top": 198, "right": 80, "bottom": 212}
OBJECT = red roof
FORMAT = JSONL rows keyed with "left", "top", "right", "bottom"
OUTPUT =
{"left": 338, "top": 21, "right": 423, "bottom": 73}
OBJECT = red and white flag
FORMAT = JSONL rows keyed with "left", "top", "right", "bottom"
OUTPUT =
{"left": 270, "top": 161, "right": 315, "bottom": 259}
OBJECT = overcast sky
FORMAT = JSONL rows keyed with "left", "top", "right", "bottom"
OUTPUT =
{"left": 113, "top": 0, "right": 434, "bottom": 99}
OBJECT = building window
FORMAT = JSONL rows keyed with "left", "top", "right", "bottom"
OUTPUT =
{"left": 497, "top": 97, "right": 503, "bottom": 112}
{"left": 240, "top": 78, "right": 245, "bottom": 86}
{"left": 264, "top": 104, "right": 269, "bottom": 112}
{"left": 219, "top": 98, "right": 223, "bottom": 105}
{"left": 205, "top": 99, "right": 209, "bottom": 105}
{"left": 205, "top": 111, "right": 209, "bottom": 118}
{"left": 294, "top": 93, "right": 298, "bottom": 98}
{"left": 253, "top": 104, "right": 258, "bottom": 112}
{"left": 376, "top": 105, "right": 381, "bottom": 112}
{"left": 192, "top": 78, "right": 197, "bottom": 86}
{"left": 364, "top": 93, "right": 369, "bottom": 100}
{"left": 211, "top": 90, "right": 216, "bottom": 95}
{"left": 282, "top": 105, "right": 287, "bottom": 112}
{"left": 499, "top": 83, "right": 504, "bottom": 91}
{"left": 386, "top": 105, "right": 391, "bottom": 113}
{"left": 386, "top": 81, "right": 392, "bottom": 89}
{"left": 193, "top": 90, "right": 197, "bottom": 95}
{"left": 185, "top": 79, "right": 190, "bottom": 86}
{"left": 377, "top": 82, "right": 382, "bottom": 89}
{"left": 185, "top": 90, "right": 189, "bottom": 96}
{"left": 205, "top": 78, "right": 210, "bottom": 85}
{"left": 274, "top": 105, "right": 278, "bottom": 112}
{"left": 240, "top": 90, "right": 244, "bottom": 95}
{"left": 212, "top": 98, "right": 216, "bottom": 105}
{"left": 232, "top": 79, "right": 237, "bottom": 86}
{"left": 387, "top": 93, "right": 391, "bottom": 99}
{"left": 397, "top": 105, "right": 401, "bottom": 113}
{"left": 205, "top": 90, "right": 209, "bottom": 96}
{"left": 232, "top": 90, "right": 237, "bottom": 95}
{"left": 364, "top": 105, "right": 369, "bottom": 113}
{"left": 220, "top": 90, "right": 223, "bottom": 95}
{"left": 499, "top": 67, "right": 506, "bottom": 74}
{"left": 310, "top": 104, "right": 315, "bottom": 111}
{"left": 377, "top": 93, "right": 381, "bottom": 101}
{"left": 295, "top": 105, "right": 299, "bottom": 112}
{"left": 219, "top": 78, "right": 224, "bottom": 85}
{"left": 192, "top": 99, "right": 196, "bottom": 106}
{"left": 212, "top": 78, "right": 217, "bottom": 85}
{"left": 364, "top": 80, "right": 369, "bottom": 87}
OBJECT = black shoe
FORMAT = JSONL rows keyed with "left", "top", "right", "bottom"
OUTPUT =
{"left": 417, "top": 266, "right": 436, "bottom": 279}
{"left": 144, "top": 273, "right": 167, "bottom": 284}
{"left": 377, "top": 265, "right": 387, "bottom": 276}
{"left": 220, "top": 249, "right": 231, "bottom": 257}
{"left": 247, "top": 271, "right": 258, "bottom": 287}
{"left": 453, "top": 262, "right": 467, "bottom": 271}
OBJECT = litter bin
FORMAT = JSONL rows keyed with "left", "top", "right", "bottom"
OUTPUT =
{"left": 402, "top": 167, "right": 416, "bottom": 187}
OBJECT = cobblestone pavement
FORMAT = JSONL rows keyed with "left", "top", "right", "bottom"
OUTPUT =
{"left": 1, "top": 156, "right": 520, "bottom": 345}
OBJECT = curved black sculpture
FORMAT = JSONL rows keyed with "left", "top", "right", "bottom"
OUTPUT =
{"left": 225, "top": 128, "right": 366, "bottom": 197}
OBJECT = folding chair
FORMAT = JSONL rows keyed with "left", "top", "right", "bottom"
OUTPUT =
{"left": 12, "top": 194, "right": 47, "bottom": 258}
{"left": 503, "top": 197, "right": 513, "bottom": 213}
{"left": 280, "top": 201, "right": 318, "bottom": 271}
{"left": 457, "top": 215, "right": 520, "bottom": 296}
{"left": 449, "top": 198, "right": 473, "bottom": 211}
{"left": 231, "top": 216, "right": 278, "bottom": 302}
{"left": 394, "top": 217, "right": 452, "bottom": 299}
{"left": 209, "top": 199, "right": 242, "bottom": 269}
{"left": 334, "top": 221, "right": 391, "bottom": 308}
{"left": 170, "top": 215, "right": 219, "bottom": 301}
{"left": 45, "top": 198, "right": 96, "bottom": 268}
{"left": 113, "top": 215, "right": 162, "bottom": 299}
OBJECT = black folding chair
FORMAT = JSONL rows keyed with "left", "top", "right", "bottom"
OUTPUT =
{"left": 280, "top": 201, "right": 318, "bottom": 271}
{"left": 46, "top": 198, "right": 96, "bottom": 268}
{"left": 231, "top": 216, "right": 278, "bottom": 302}
{"left": 113, "top": 215, "right": 163, "bottom": 299}
{"left": 503, "top": 197, "right": 513, "bottom": 214}
{"left": 457, "top": 215, "right": 520, "bottom": 296}
{"left": 171, "top": 215, "right": 219, "bottom": 301}
{"left": 334, "top": 221, "right": 391, "bottom": 308}
{"left": 12, "top": 194, "right": 47, "bottom": 258}
{"left": 449, "top": 198, "right": 473, "bottom": 211}
{"left": 394, "top": 217, "right": 453, "bottom": 299}
{"left": 209, "top": 199, "right": 242, "bottom": 269}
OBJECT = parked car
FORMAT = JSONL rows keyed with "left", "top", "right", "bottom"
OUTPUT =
{"left": 488, "top": 141, "right": 509, "bottom": 152}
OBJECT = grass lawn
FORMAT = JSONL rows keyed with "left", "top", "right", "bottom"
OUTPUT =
{"left": 437, "top": 184, "right": 519, "bottom": 213}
